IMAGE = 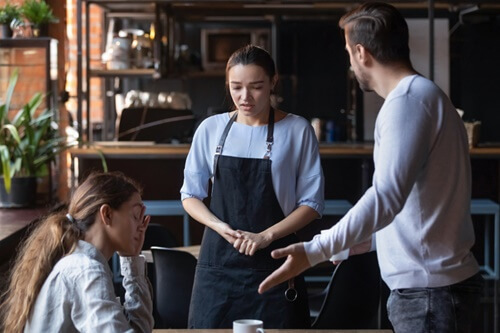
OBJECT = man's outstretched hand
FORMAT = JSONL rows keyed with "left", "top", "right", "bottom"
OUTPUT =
{"left": 258, "top": 242, "right": 311, "bottom": 294}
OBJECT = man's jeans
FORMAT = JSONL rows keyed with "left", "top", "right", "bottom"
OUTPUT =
{"left": 387, "top": 273, "right": 484, "bottom": 333}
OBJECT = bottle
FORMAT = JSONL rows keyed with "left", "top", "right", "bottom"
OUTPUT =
{"left": 311, "top": 118, "right": 322, "bottom": 142}
{"left": 326, "top": 120, "right": 335, "bottom": 143}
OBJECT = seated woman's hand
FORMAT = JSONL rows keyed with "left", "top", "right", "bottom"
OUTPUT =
{"left": 118, "top": 204, "right": 151, "bottom": 257}
{"left": 233, "top": 230, "right": 273, "bottom": 256}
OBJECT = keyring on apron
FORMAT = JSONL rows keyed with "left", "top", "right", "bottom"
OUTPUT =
{"left": 284, "top": 278, "right": 298, "bottom": 302}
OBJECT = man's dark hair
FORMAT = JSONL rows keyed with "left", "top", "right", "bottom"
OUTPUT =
{"left": 339, "top": 2, "right": 411, "bottom": 66}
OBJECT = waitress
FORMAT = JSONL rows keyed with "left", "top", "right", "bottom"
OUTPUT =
{"left": 180, "top": 45, "right": 324, "bottom": 329}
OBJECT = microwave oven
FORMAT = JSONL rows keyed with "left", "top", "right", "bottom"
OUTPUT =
{"left": 201, "top": 28, "right": 271, "bottom": 71}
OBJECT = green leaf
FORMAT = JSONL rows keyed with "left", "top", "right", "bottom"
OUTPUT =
{"left": 12, "top": 158, "right": 21, "bottom": 176}
{"left": 0, "top": 66, "right": 78, "bottom": 182}
{"left": 0, "top": 105, "right": 6, "bottom": 128}
{"left": 0, "top": 69, "right": 18, "bottom": 126}
{"left": 0, "top": 3, "right": 21, "bottom": 24}
{"left": 21, "top": 0, "right": 58, "bottom": 25}
{"left": 95, "top": 149, "right": 108, "bottom": 173}
{"left": 1, "top": 124, "right": 21, "bottom": 145}
{"left": 0, "top": 145, "right": 11, "bottom": 193}
{"left": 4, "top": 69, "right": 18, "bottom": 114}
{"left": 27, "top": 93, "right": 43, "bottom": 118}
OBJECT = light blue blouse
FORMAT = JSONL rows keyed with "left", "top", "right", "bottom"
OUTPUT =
{"left": 24, "top": 240, "right": 153, "bottom": 332}
{"left": 180, "top": 112, "right": 324, "bottom": 217}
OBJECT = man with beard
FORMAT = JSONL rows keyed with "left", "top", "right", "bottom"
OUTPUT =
{"left": 259, "top": 2, "right": 483, "bottom": 332}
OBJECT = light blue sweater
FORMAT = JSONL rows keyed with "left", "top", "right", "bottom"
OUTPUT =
{"left": 305, "top": 75, "right": 479, "bottom": 289}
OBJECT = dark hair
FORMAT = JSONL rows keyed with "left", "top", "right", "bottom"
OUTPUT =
{"left": 225, "top": 44, "right": 278, "bottom": 109}
{"left": 0, "top": 171, "right": 141, "bottom": 333}
{"left": 339, "top": 2, "right": 411, "bottom": 66}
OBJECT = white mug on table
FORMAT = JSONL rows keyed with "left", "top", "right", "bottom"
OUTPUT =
{"left": 233, "top": 319, "right": 265, "bottom": 333}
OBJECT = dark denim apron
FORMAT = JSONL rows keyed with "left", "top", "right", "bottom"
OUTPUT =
{"left": 188, "top": 109, "right": 310, "bottom": 328}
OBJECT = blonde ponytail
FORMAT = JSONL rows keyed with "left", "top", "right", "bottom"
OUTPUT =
{"left": 0, "top": 213, "right": 80, "bottom": 333}
{"left": 0, "top": 171, "right": 141, "bottom": 332}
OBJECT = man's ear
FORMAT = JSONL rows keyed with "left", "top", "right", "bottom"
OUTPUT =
{"left": 356, "top": 44, "right": 372, "bottom": 66}
{"left": 99, "top": 204, "right": 113, "bottom": 226}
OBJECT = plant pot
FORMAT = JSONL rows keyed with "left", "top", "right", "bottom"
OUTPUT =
{"left": 0, "top": 176, "right": 37, "bottom": 208}
{"left": 0, "top": 24, "right": 13, "bottom": 38}
{"left": 32, "top": 24, "right": 48, "bottom": 37}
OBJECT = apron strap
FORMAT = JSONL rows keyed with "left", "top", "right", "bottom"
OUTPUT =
{"left": 264, "top": 108, "right": 274, "bottom": 159}
{"left": 213, "top": 109, "right": 275, "bottom": 175}
{"left": 213, "top": 111, "right": 238, "bottom": 176}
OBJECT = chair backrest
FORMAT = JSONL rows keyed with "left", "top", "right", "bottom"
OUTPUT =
{"left": 118, "top": 107, "right": 195, "bottom": 143}
{"left": 150, "top": 246, "right": 197, "bottom": 328}
{"left": 143, "top": 223, "right": 178, "bottom": 250}
{"left": 311, "top": 251, "right": 382, "bottom": 329}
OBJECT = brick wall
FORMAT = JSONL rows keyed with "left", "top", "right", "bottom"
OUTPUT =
{"left": 0, "top": 0, "right": 104, "bottom": 126}
{"left": 0, "top": 0, "right": 44, "bottom": 116}
{"left": 65, "top": 0, "right": 104, "bottom": 127}
{"left": 0, "top": 47, "right": 47, "bottom": 114}
{"left": 0, "top": 0, "right": 105, "bottom": 200}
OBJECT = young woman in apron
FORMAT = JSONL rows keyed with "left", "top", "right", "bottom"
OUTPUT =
{"left": 181, "top": 45, "right": 324, "bottom": 328}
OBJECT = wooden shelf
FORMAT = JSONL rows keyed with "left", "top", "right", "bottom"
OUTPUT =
{"left": 89, "top": 68, "right": 157, "bottom": 78}
{"left": 70, "top": 143, "right": 500, "bottom": 160}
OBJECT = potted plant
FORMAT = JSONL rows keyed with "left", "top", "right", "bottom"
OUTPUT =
{"left": 0, "top": 69, "right": 76, "bottom": 207}
{"left": 21, "top": 0, "right": 58, "bottom": 37}
{"left": 0, "top": 2, "right": 21, "bottom": 38}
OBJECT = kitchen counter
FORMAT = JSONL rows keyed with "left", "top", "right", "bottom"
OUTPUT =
{"left": 69, "top": 143, "right": 500, "bottom": 159}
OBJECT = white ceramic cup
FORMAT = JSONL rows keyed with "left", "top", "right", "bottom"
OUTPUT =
{"left": 233, "top": 319, "right": 265, "bottom": 333}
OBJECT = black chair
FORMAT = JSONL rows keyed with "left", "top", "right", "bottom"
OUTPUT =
{"left": 118, "top": 107, "right": 195, "bottom": 143}
{"left": 311, "top": 251, "right": 386, "bottom": 329}
{"left": 143, "top": 223, "right": 178, "bottom": 250}
{"left": 150, "top": 246, "right": 197, "bottom": 328}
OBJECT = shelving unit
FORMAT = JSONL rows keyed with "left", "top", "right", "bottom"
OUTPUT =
{"left": 75, "top": 0, "right": 476, "bottom": 144}
{"left": 0, "top": 38, "right": 59, "bottom": 113}
{"left": 76, "top": 0, "right": 167, "bottom": 141}
{"left": 0, "top": 37, "right": 60, "bottom": 203}
{"left": 75, "top": 0, "right": 275, "bottom": 142}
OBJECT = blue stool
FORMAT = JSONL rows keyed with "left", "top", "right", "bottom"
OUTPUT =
{"left": 323, "top": 199, "right": 354, "bottom": 216}
{"left": 314, "top": 199, "right": 500, "bottom": 280}
{"left": 112, "top": 200, "right": 190, "bottom": 283}
{"left": 470, "top": 199, "right": 500, "bottom": 280}
{"left": 143, "top": 200, "right": 191, "bottom": 246}
{"left": 470, "top": 199, "right": 499, "bottom": 333}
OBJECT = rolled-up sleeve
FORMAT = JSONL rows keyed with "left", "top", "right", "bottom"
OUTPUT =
{"left": 180, "top": 120, "right": 212, "bottom": 201}
{"left": 120, "top": 256, "right": 154, "bottom": 332}
{"left": 71, "top": 257, "right": 153, "bottom": 333}
{"left": 295, "top": 123, "right": 324, "bottom": 216}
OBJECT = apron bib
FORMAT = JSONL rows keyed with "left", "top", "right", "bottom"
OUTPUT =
{"left": 188, "top": 110, "right": 310, "bottom": 328}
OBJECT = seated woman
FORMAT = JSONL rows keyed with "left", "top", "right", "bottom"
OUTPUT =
{"left": 0, "top": 172, "right": 153, "bottom": 332}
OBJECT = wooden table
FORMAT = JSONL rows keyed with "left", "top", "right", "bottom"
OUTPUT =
{"left": 70, "top": 143, "right": 500, "bottom": 196}
{"left": 174, "top": 244, "right": 200, "bottom": 259}
{"left": 152, "top": 329, "right": 393, "bottom": 333}
{"left": 0, "top": 206, "right": 47, "bottom": 265}
{"left": 142, "top": 245, "right": 200, "bottom": 263}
